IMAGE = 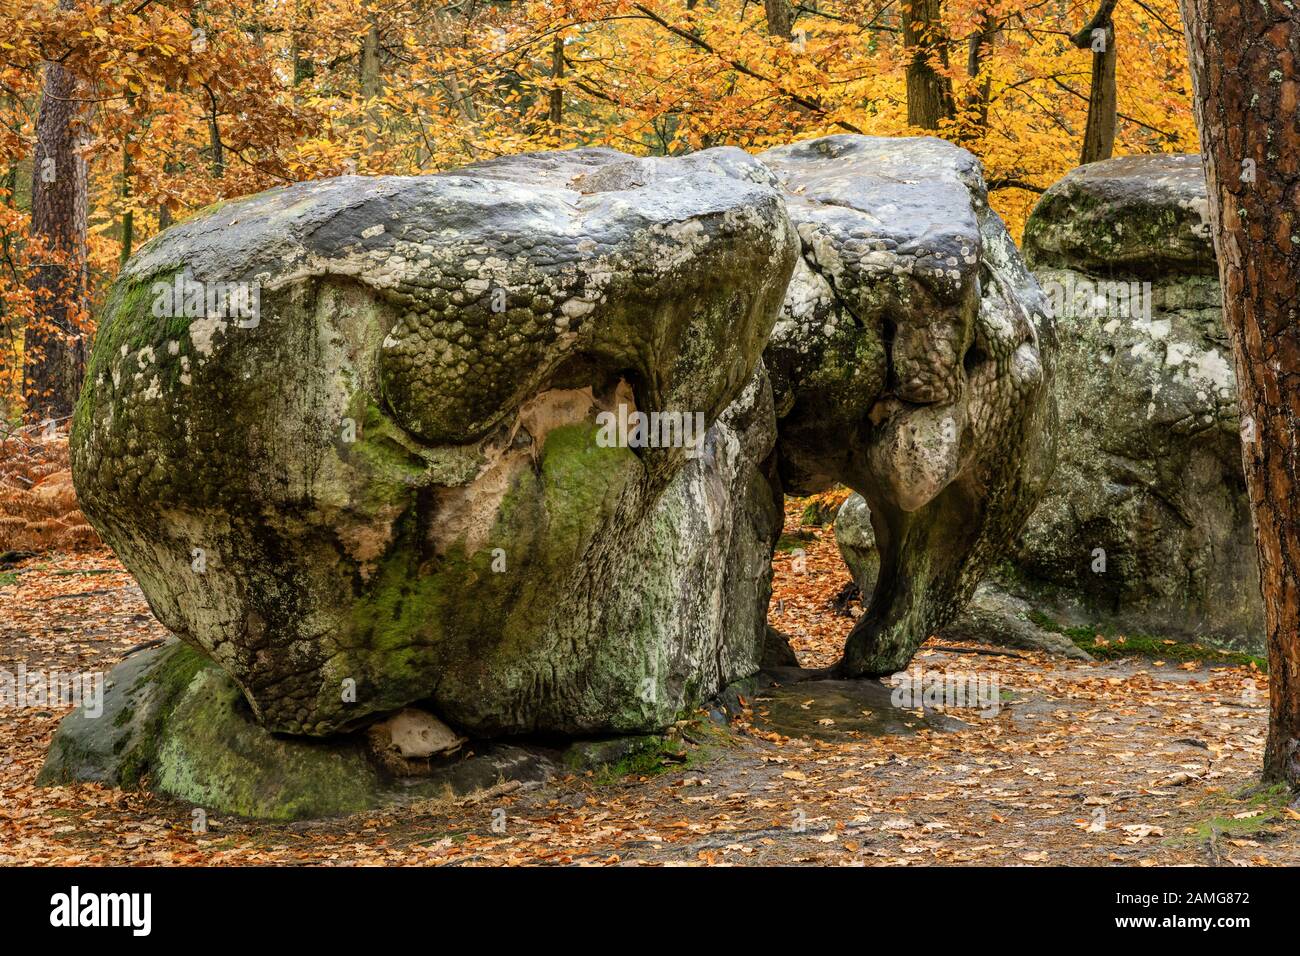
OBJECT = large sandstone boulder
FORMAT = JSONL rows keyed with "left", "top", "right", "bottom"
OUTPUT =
{"left": 759, "top": 136, "right": 1057, "bottom": 675}
{"left": 70, "top": 148, "right": 796, "bottom": 738}
{"left": 1017, "top": 154, "right": 1262, "bottom": 650}
{"left": 53, "top": 137, "right": 1057, "bottom": 821}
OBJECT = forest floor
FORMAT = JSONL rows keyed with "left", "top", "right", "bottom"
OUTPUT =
{"left": 3, "top": 501, "right": 1299, "bottom": 866}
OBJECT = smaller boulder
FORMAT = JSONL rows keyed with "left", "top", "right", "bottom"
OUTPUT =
{"left": 942, "top": 585, "right": 1093, "bottom": 661}
{"left": 366, "top": 707, "right": 466, "bottom": 776}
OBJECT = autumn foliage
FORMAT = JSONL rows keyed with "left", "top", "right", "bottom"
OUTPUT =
{"left": 0, "top": 0, "right": 1196, "bottom": 424}
{"left": 0, "top": 424, "right": 99, "bottom": 553}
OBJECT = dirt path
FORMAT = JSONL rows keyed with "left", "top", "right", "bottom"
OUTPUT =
{"left": 2, "top": 533, "right": 1297, "bottom": 866}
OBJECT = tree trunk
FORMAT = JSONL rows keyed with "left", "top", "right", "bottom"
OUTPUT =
{"left": 1179, "top": 0, "right": 1300, "bottom": 789}
{"left": 292, "top": 2, "right": 315, "bottom": 88}
{"left": 205, "top": 85, "right": 224, "bottom": 178}
{"left": 902, "top": 0, "right": 955, "bottom": 129}
{"left": 962, "top": 14, "right": 996, "bottom": 143}
{"left": 548, "top": 34, "right": 564, "bottom": 124}
{"left": 120, "top": 91, "right": 135, "bottom": 266}
{"left": 119, "top": 139, "right": 133, "bottom": 266}
{"left": 430, "top": 7, "right": 478, "bottom": 123}
{"left": 24, "top": 0, "right": 89, "bottom": 422}
{"left": 1073, "top": 1, "right": 1118, "bottom": 165}
{"left": 764, "top": 0, "right": 795, "bottom": 39}
{"left": 361, "top": 20, "right": 381, "bottom": 100}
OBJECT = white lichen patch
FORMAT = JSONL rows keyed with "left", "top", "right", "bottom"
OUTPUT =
{"left": 188, "top": 316, "right": 228, "bottom": 357}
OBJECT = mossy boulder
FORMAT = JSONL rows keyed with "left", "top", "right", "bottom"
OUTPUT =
{"left": 70, "top": 148, "right": 796, "bottom": 738}
{"left": 40, "top": 641, "right": 385, "bottom": 818}
{"left": 38, "top": 640, "right": 204, "bottom": 789}
{"left": 39, "top": 640, "right": 593, "bottom": 820}
{"left": 1016, "top": 154, "right": 1262, "bottom": 651}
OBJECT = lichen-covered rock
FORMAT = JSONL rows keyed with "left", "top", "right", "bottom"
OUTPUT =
{"left": 1017, "top": 154, "right": 1262, "bottom": 650}
{"left": 759, "top": 135, "right": 1056, "bottom": 675}
{"left": 40, "top": 640, "right": 386, "bottom": 817}
{"left": 833, "top": 492, "right": 878, "bottom": 595}
{"left": 37, "top": 640, "right": 202, "bottom": 789}
{"left": 942, "top": 585, "right": 1093, "bottom": 660}
{"left": 71, "top": 148, "right": 796, "bottom": 737}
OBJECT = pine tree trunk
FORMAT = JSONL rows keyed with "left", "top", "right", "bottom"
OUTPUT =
{"left": 1180, "top": 0, "right": 1300, "bottom": 789}
{"left": 23, "top": 1, "right": 88, "bottom": 422}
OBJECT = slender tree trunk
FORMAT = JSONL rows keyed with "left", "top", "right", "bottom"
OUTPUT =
{"left": 361, "top": 20, "right": 381, "bottom": 100}
{"left": 24, "top": 0, "right": 89, "bottom": 422}
{"left": 1180, "top": 0, "right": 1300, "bottom": 789}
{"left": 292, "top": 2, "right": 315, "bottom": 88}
{"left": 120, "top": 91, "right": 135, "bottom": 265}
{"left": 962, "top": 14, "right": 995, "bottom": 143}
{"left": 205, "top": 85, "right": 224, "bottom": 178}
{"left": 360, "top": 15, "right": 383, "bottom": 154}
{"left": 1074, "top": 0, "right": 1119, "bottom": 164}
{"left": 430, "top": 8, "right": 478, "bottom": 123}
{"left": 119, "top": 141, "right": 133, "bottom": 266}
{"left": 548, "top": 35, "right": 564, "bottom": 125}
{"left": 764, "top": 0, "right": 795, "bottom": 39}
{"left": 902, "top": 0, "right": 955, "bottom": 129}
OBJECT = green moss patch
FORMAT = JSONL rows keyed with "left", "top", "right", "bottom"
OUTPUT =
{"left": 1027, "top": 611, "right": 1267, "bottom": 670}
{"left": 1169, "top": 783, "right": 1295, "bottom": 847}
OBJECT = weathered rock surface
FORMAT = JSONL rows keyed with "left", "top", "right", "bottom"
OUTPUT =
{"left": 70, "top": 148, "right": 795, "bottom": 739}
{"left": 1018, "top": 154, "right": 1262, "bottom": 650}
{"left": 759, "top": 135, "right": 1056, "bottom": 675}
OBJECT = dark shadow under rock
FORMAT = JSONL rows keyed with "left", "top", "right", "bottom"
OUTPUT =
{"left": 40, "top": 640, "right": 656, "bottom": 820}
{"left": 761, "top": 624, "right": 801, "bottom": 669}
